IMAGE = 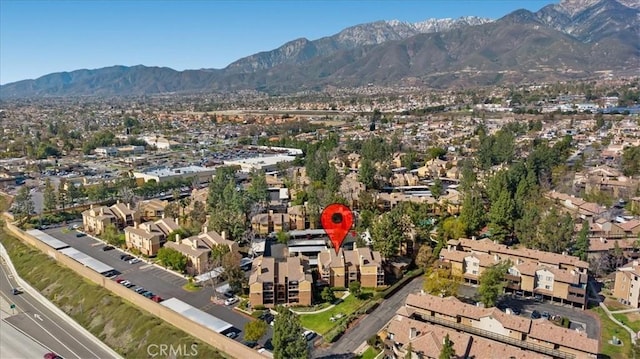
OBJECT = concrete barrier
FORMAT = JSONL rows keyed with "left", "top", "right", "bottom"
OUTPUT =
{"left": 4, "top": 222, "right": 261, "bottom": 359}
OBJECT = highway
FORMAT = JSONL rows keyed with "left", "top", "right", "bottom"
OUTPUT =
{"left": 0, "top": 255, "right": 119, "bottom": 359}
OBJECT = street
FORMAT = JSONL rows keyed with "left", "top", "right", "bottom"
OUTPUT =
{"left": 312, "top": 275, "right": 425, "bottom": 359}
{"left": 0, "top": 254, "right": 118, "bottom": 359}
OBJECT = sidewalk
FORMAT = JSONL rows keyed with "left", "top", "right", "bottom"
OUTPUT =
{"left": 589, "top": 279, "right": 637, "bottom": 345}
{"left": 291, "top": 291, "right": 351, "bottom": 315}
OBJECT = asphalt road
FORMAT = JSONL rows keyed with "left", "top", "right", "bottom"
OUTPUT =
{"left": 0, "top": 319, "right": 50, "bottom": 359}
{"left": 313, "top": 275, "right": 425, "bottom": 359}
{"left": 0, "top": 255, "right": 117, "bottom": 359}
{"left": 43, "top": 227, "right": 272, "bottom": 345}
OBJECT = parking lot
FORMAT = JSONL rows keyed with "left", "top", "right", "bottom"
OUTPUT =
{"left": 43, "top": 226, "right": 272, "bottom": 345}
{"left": 459, "top": 284, "right": 600, "bottom": 339}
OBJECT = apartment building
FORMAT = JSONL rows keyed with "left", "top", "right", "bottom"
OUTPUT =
{"left": 250, "top": 211, "right": 290, "bottom": 235}
{"left": 613, "top": 260, "right": 640, "bottom": 308}
{"left": 317, "top": 247, "right": 385, "bottom": 288}
{"left": 440, "top": 238, "right": 589, "bottom": 308}
{"left": 248, "top": 254, "right": 313, "bottom": 307}
{"left": 82, "top": 202, "right": 139, "bottom": 235}
{"left": 138, "top": 199, "right": 170, "bottom": 221}
{"left": 165, "top": 229, "right": 239, "bottom": 275}
{"left": 389, "top": 293, "right": 599, "bottom": 359}
{"left": 124, "top": 217, "right": 179, "bottom": 256}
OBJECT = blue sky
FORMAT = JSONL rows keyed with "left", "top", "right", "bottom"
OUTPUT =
{"left": 0, "top": 0, "right": 555, "bottom": 85}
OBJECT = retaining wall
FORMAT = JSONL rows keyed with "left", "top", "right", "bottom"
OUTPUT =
{"left": 4, "top": 222, "right": 261, "bottom": 359}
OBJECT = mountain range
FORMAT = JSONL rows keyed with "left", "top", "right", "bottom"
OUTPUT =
{"left": 1, "top": 0, "right": 638, "bottom": 98}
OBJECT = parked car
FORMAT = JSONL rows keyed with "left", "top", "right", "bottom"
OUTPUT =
{"left": 115, "top": 278, "right": 125, "bottom": 284}
{"left": 224, "top": 297, "right": 239, "bottom": 306}
{"left": 121, "top": 280, "right": 131, "bottom": 286}
{"left": 134, "top": 287, "right": 146, "bottom": 293}
{"left": 128, "top": 258, "right": 141, "bottom": 264}
{"left": 151, "top": 295, "right": 163, "bottom": 303}
{"left": 225, "top": 331, "right": 238, "bottom": 339}
{"left": 11, "top": 288, "right": 22, "bottom": 295}
{"left": 75, "top": 232, "right": 86, "bottom": 237}
{"left": 101, "top": 245, "right": 114, "bottom": 251}
{"left": 531, "top": 310, "right": 541, "bottom": 319}
{"left": 44, "top": 353, "right": 63, "bottom": 359}
{"left": 121, "top": 255, "right": 134, "bottom": 261}
{"left": 302, "top": 330, "right": 315, "bottom": 341}
{"left": 542, "top": 311, "right": 551, "bottom": 320}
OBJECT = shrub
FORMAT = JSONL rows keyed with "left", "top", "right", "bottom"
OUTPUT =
{"left": 254, "top": 304, "right": 266, "bottom": 311}
{"left": 251, "top": 310, "right": 264, "bottom": 319}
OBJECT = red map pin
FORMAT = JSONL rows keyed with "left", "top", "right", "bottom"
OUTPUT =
{"left": 321, "top": 203, "right": 354, "bottom": 254}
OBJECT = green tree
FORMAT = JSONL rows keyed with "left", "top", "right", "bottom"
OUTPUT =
{"left": 488, "top": 189, "right": 515, "bottom": 243}
{"left": 423, "top": 267, "right": 460, "bottom": 297}
{"left": 478, "top": 261, "right": 509, "bottom": 307}
{"left": 430, "top": 178, "right": 444, "bottom": 199}
{"left": 622, "top": 146, "right": 640, "bottom": 177}
{"left": 275, "top": 230, "right": 290, "bottom": 245}
{"left": 101, "top": 223, "right": 124, "bottom": 247}
{"left": 43, "top": 178, "right": 58, "bottom": 212}
{"left": 248, "top": 169, "right": 269, "bottom": 205}
{"left": 244, "top": 320, "right": 268, "bottom": 343}
{"left": 535, "top": 208, "right": 574, "bottom": 253}
{"left": 157, "top": 247, "right": 187, "bottom": 273}
{"left": 12, "top": 185, "right": 34, "bottom": 222}
{"left": 222, "top": 251, "right": 246, "bottom": 294}
{"left": 441, "top": 217, "right": 465, "bottom": 240}
{"left": 349, "top": 280, "right": 362, "bottom": 298}
{"left": 574, "top": 221, "right": 590, "bottom": 261}
{"left": 426, "top": 147, "right": 447, "bottom": 161}
{"left": 439, "top": 334, "right": 456, "bottom": 359}
{"left": 57, "top": 182, "right": 70, "bottom": 211}
{"left": 273, "top": 306, "right": 308, "bottom": 359}
{"left": 358, "top": 158, "right": 375, "bottom": 189}
{"left": 415, "top": 244, "right": 435, "bottom": 269}
{"left": 459, "top": 190, "right": 484, "bottom": 236}
{"left": 321, "top": 287, "right": 336, "bottom": 303}
{"left": 371, "top": 211, "right": 409, "bottom": 258}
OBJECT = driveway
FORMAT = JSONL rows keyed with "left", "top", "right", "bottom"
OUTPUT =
{"left": 312, "top": 275, "right": 425, "bottom": 359}
{"left": 498, "top": 295, "right": 600, "bottom": 339}
{"left": 42, "top": 227, "right": 272, "bottom": 345}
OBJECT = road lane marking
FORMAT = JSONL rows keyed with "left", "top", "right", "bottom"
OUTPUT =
{"left": 34, "top": 313, "right": 43, "bottom": 321}
{"left": 0, "top": 258, "right": 98, "bottom": 358}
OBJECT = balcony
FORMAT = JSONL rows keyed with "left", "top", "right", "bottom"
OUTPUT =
{"left": 504, "top": 274, "right": 521, "bottom": 282}
{"left": 568, "top": 285, "right": 586, "bottom": 296}
{"left": 566, "top": 293, "right": 586, "bottom": 304}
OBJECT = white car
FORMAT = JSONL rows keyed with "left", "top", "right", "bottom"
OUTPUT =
{"left": 129, "top": 258, "right": 141, "bottom": 264}
{"left": 225, "top": 331, "right": 238, "bottom": 339}
{"left": 224, "top": 297, "right": 239, "bottom": 306}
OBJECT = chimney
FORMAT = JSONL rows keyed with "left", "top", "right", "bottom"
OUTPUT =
{"left": 134, "top": 221, "right": 138, "bottom": 229}
{"left": 117, "top": 199, "right": 120, "bottom": 204}
{"left": 221, "top": 231, "right": 227, "bottom": 241}
{"left": 409, "top": 327, "right": 417, "bottom": 340}
{"left": 175, "top": 233, "right": 181, "bottom": 244}
{"left": 472, "top": 235, "right": 476, "bottom": 240}
{"left": 127, "top": 203, "right": 131, "bottom": 209}
{"left": 494, "top": 254, "right": 500, "bottom": 262}
{"left": 634, "top": 260, "right": 639, "bottom": 267}
{"left": 90, "top": 204, "right": 94, "bottom": 210}
{"left": 175, "top": 217, "right": 179, "bottom": 226}
{"left": 192, "top": 238, "right": 198, "bottom": 250}
{"left": 360, "top": 255, "right": 364, "bottom": 266}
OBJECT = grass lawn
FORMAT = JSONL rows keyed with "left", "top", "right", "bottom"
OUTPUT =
{"left": 0, "top": 230, "right": 225, "bottom": 359}
{"left": 299, "top": 294, "right": 366, "bottom": 335}
{"left": 182, "top": 282, "right": 202, "bottom": 292}
{"left": 605, "top": 298, "right": 631, "bottom": 311}
{"left": 592, "top": 307, "right": 631, "bottom": 358}
{"left": 613, "top": 313, "right": 640, "bottom": 333}
{"left": 357, "top": 346, "right": 380, "bottom": 359}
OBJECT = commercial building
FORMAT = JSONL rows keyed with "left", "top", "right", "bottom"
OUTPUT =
{"left": 248, "top": 254, "right": 313, "bottom": 307}
{"left": 317, "top": 247, "right": 385, "bottom": 288}
{"left": 132, "top": 166, "right": 216, "bottom": 184}
{"left": 223, "top": 154, "right": 296, "bottom": 173}
{"left": 440, "top": 238, "right": 589, "bottom": 308}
